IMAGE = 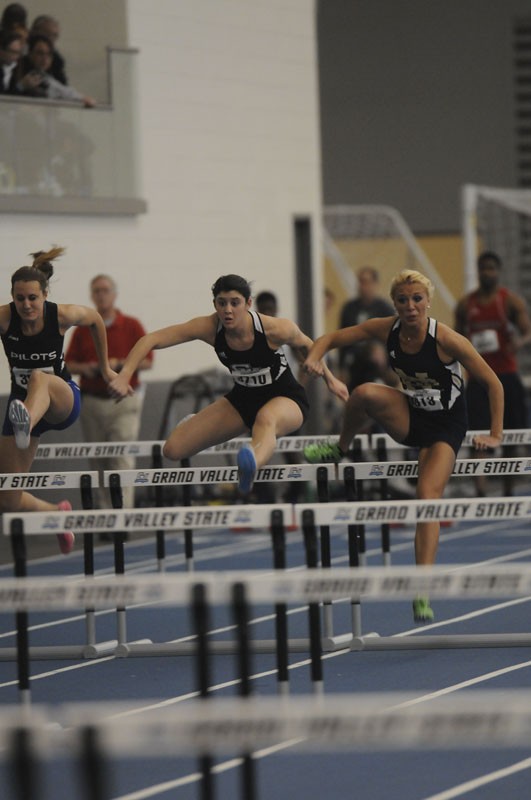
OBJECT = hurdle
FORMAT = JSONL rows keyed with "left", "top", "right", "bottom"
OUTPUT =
{"left": 338, "top": 454, "right": 531, "bottom": 566}
{"left": 4, "top": 687, "right": 531, "bottom": 800}
{"left": 3, "top": 505, "right": 336, "bottom": 670}
{"left": 297, "top": 498, "right": 531, "bottom": 650}
{"left": 0, "top": 470, "right": 120, "bottom": 666}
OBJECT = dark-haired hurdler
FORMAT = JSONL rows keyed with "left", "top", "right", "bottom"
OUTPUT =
{"left": 109, "top": 274, "right": 349, "bottom": 493}
{"left": 302, "top": 270, "right": 504, "bottom": 623}
{"left": 0, "top": 247, "right": 120, "bottom": 554}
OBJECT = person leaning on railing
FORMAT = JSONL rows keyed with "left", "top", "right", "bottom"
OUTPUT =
{"left": 19, "top": 33, "right": 95, "bottom": 107}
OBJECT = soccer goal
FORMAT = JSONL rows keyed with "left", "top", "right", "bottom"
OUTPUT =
{"left": 462, "top": 184, "right": 531, "bottom": 293}
{"left": 323, "top": 204, "right": 455, "bottom": 322}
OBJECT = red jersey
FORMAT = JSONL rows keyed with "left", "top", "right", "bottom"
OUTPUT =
{"left": 464, "top": 287, "right": 516, "bottom": 374}
{"left": 65, "top": 309, "right": 152, "bottom": 396}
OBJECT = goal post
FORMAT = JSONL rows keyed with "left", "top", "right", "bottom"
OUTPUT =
{"left": 462, "top": 184, "right": 531, "bottom": 293}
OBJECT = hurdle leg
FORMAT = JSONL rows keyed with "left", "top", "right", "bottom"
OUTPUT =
{"left": 109, "top": 474, "right": 152, "bottom": 653}
{"left": 152, "top": 444, "right": 167, "bottom": 573}
{"left": 191, "top": 583, "right": 215, "bottom": 800}
{"left": 182, "top": 458, "right": 195, "bottom": 572}
{"left": 232, "top": 583, "right": 258, "bottom": 800}
{"left": 302, "top": 511, "right": 324, "bottom": 695}
{"left": 10, "top": 521, "right": 31, "bottom": 707}
{"left": 270, "top": 510, "right": 289, "bottom": 696}
{"left": 79, "top": 726, "right": 111, "bottom": 800}
{"left": 9, "top": 728, "right": 40, "bottom": 800}
{"left": 316, "top": 466, "right": 335, "bottom": 640}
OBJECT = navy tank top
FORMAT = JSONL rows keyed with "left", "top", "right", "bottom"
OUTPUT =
{"left": 1, "top": 301, "right": 71, "bottom": 396}
{"left": 214, "top": 310, "right": 293, "bottom": 389}
{"left": 387, "top": 317, "right": 464, "bottom": 412}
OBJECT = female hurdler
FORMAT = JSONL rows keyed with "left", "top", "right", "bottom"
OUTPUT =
{"left": 303, "top": 270, "right": 504, "bottom": 622}
{"left": 0, "top": 247, "right": 119, "bottom": 554}
{"left": 109, "top": 274, "right": 348, "bottom": 493}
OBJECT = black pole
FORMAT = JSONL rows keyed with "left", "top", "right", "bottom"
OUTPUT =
{"left": 376, "top": 440, "right": 391, "bottom": 562}
{"left": 181, "top": 457, "right": 194, "bottom": 567}
{"left": 301, "top": 510, "right": 323, "bottom": 690}
{"left": 81, "top": 474, "right": 95, "bottom": 577}
{"left": 232, "top": 582, "right": 257, "bottom": 800}
{"left": 9, "top": 727, "right": 39, "bottom": 800}
{"left": 10, "top": 519, "right": 30, "bottom": 704}
{"left": 152, "top": 444, "right": 166, "bottom": 565}
{"left": 270, "top": 509, "right": 288, "bottom": 691}
{"left": 351, "top": 438, "right": 366, "bottom": 556}
{"left": 109, "top": 474, "right": 125, "bottom": 575}
{"left": 316, "top": 467, "right": 331, "bottom": 567}
{"left": 192, "top": 583, "right": 214, "bottom": 800}
{"left": 343, "top": 467, "right": 360, "bottom": 568}
{"left": 79, "top": 726, "right": 110, "bottom": 800}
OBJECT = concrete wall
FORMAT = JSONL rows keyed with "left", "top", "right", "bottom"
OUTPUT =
{"left": 318, "top": 0, "right": 531, "bottom": 233}
{"left": 0, "top": 1, "right": 323, "bottom": 397}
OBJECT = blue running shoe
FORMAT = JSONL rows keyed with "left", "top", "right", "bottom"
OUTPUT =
{"left": 237, "top": 445, "right": 257, "bottom": 494}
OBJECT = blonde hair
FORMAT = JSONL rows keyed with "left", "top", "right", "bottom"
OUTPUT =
{"left": 389, "top": 270, "right": 434, "bottom": 301}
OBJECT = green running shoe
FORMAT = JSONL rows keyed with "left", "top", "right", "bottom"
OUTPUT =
{"left": 412, "top": 596, "right": 434, "bottom": 623}
{"left": 303, "top": 440, "right": 343, "bottom": 464}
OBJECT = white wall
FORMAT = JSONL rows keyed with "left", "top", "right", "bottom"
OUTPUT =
{"left": 0, "top": 0, "right": 323, "bottom": 389}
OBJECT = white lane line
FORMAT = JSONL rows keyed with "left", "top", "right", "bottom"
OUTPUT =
{"left": 108, "top": 656, "right": 531, "bottom": 799}
{"left": 419, "top": 756, "right": 531, "bottom": 800}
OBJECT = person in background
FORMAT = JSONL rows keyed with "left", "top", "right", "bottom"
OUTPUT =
{"left": 0, "top": 4, "right": 28, "bottom": 47}
{"left": 339, "top": 266, "right": 396, "bottom": 392}
{"left": 0, "top": 247, "right": 118, "bottom": 555}
{"left": 20, "top": 33, "right": 95, "bottom": 106}
{"left": 455, "top": 250, "right": 531, "bottom": 495}
{"left": 29, "top": 13, "right": 66, "bottom": 84}
{"left": 108, "top": 274, "right": 348, "bottom": 497}
{"left": 65, "top": 275, "right": 153, "bottom": 510}
{"left": 0, "top": 29, "right": 23, "bottom": 93}
{"left": 303, "top": 269, "right": 503, "bottom": 623}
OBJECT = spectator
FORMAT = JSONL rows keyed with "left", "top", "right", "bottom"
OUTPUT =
{"left": 455, "top": 250, "right": 531, "bottom": 495}
{"left": 20, "top": 33, "right": 95, "bottom": 107}
{"left": 0, "top": 4, "right": 28, "bottom": 47}
{"left": 29, "top": 13, "right": 66, "bottom": 84}
{"left": 338, "top": 266, "right": 396, "bottom": 392}
{"left": 65, "top": 275, "right": 153, "bottom": 510}
{"left": 0, "top": 29, "right": 23, "bottom": 93}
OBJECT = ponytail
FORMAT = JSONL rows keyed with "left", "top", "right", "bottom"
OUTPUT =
{"left": 11, "top": 246, "right": 65, "bottom": 292}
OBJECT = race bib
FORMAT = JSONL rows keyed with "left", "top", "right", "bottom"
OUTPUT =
{"left": 12, "top": 366, "right": 54, "bottom": 389}
{"left": 231, "top": 365, "right": 273, "bottom": 387}
{"left": 471, "top": 329, "right": 499, "bottom": 354}
{"left": 406, "top": 388, "right": 443, "bottom": 411}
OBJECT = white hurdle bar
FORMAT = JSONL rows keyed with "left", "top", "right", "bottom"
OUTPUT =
{"left": 2, "top": 689, "right": 531, "bottom": 800}
{"left": 32, "top": 429, "right": 531, "bottom": 463}
{"left": 3, "top": 688, "right": 531, "bottom": 754}
{"left": 0, "top": 470, "right": 118, "bottom": 663}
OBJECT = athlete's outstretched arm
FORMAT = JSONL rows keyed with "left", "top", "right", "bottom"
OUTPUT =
{"left": 59, "top": 304, "right": 116, "bottom": 384}
{"left": 108, "top": 315, "right": 217, "bottom": 399}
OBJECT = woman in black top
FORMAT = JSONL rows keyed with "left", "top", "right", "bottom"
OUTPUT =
{"left": 109, "top": 274, "right": 348, "bottom": 494}
{"left": 303, "top": 269, "right": 504, "bottom": 623}
{"left": 0, "top": 247, "right": 117, "bottom": 553}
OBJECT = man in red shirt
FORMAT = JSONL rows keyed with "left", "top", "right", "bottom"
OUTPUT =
{"left": 455, "top": 250, "right": 531, "bottom": 493}
{"left": 66, "top": 275, "right": 153, "bottom": 508}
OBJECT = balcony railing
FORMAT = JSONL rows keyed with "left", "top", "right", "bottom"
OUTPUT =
{"left": 0, "top": 48, "right": 146, "bottom": 215}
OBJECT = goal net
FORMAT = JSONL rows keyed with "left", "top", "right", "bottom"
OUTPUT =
{"left": 323, "top": 204, "right": 455, "bottom": 324}
{"left": 462, "top": 184, "right": 531, "bottom": 293}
